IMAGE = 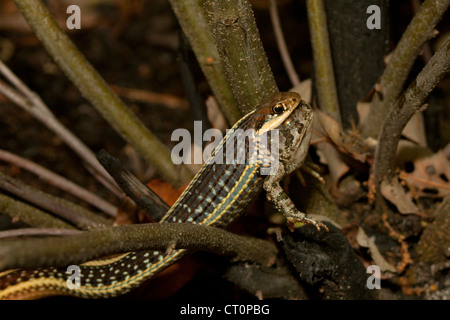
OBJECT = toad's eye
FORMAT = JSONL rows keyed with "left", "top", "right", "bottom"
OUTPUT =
{"left": 273, "top": 103, "right": 286, "bottom": 114}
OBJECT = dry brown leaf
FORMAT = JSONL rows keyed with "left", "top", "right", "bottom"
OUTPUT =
{"left": 314, "top": 108, "right": 371, "bottom": 163}
{"left": 314, "top": 109, "right": 343, "bottom": 147}
{"left": 356, "top": 101, "right": 370, "bottom": 127}
{"left": 401, "top": 150, "right": 450, "bottom": 198}
{"left": 396, "top": 139, "right": 432, "bottom": 166}
{"left": 331, "top": 175, "right": 365, "bottom": 207}
{"left": 291, "top": 78, "right": 312, "bottom": 104}
{"left": 380, "top": 177, "right": 420, "bottom": 214}
{"left": 320, "top": 142, "right": 350, "bottom": 187}
{"left": 111, "top": 85, "right": 189, "bottom": 110}
{"left": 115, "top": 196, "right": 140, "bottom": 225}
{"left": 443, "top": 142, "right": 450, "bottom": 159}
{"left": 356, "top": 227, "right": 397, "bottom": 273}
{"left": 312, "top": 112, "right": 349, "bottom": 186}
{"left": 357, "top": 98, "right": 426, "bottom": 147}
{"left": 146, "top": 178, "right": 188, "bottom": 207}
{"left": 402, "top": 112, "right": 427, "bottom": 147}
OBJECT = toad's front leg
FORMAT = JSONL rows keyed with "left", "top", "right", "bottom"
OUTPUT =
{"left": 263, "top": 171, "right": 329, "bottom": 232}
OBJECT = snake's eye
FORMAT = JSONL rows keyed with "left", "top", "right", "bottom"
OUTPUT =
{"left": 273, "top": 103, "right": 286, "bottom": 114}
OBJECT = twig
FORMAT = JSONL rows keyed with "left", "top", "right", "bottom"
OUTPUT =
{"left": 374, "top": 36, "right": 450, "bottom": 209}
{"left": 0, "top": 60, "right": 33, "bottom": 98}
{"left": 110, "top": 85, "right": 189, "bottom": 110}
{"left": 204, "top": 0, "right": 279, "bottom": 114}
{"left": 400, "top": 171, "right": 450, "bottom": 191}
{"left": 96, "top": 150, "right": 169, "bottom": 221}
{"left": 0, "top": 61, "right": 121, "bottom": 197}
{"left": 269, "top": 0, "right": 300, "bottom": 87}
{"left": 0, "top": 172, "right": 111, "bottom": 230}
{"left": 306, "top": 0, "right": 341, "bottom": 126}
{"left": 0, "top": 228, "right": 82, "bottom": 239}
{"left": 0, "top": 223, "right": 278, "bottom": 271}
{"left": 168, "top": 0, "right": 242, "bottom": 124}
{"left": 13, "top": 0, "right": 195, "bottom": 187}
{"left": 0, "top": 149, "right": 117, "bottom": 217}
{"left": 0, "top": 193, "right": 76, "bottom": 230}
{"left": 363, "top": 0, "right": 450, "bottom": 138}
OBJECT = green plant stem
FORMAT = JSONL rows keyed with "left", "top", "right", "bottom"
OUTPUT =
{"left": 0, "top": 149, "right": 117, "bottom": 217}
{"left": 168, "top": 0, "right": 242, "bottom": 124}
{"left": 0, "top": 228, "right": 82, "bottom": 239}
{"left": 363, "top": 0, "right": 450, "bottom": 138}
{"left": 0, "top": 193, "right": 75, "bottom": 230}
{"left": 0, "top": 60, "right": 122, "bottom": 196}
{"left": 0, "top": 172, "right": 111, "bottom": 229}
{"left": 306, "top": 0, "right": 341, "bottom": 126}
{"left": 13, "top": 0, "right": 194, "bottom": 187}
{"left": 204, "top": 0, "right": 279, "bottom": 113}
{"left": 0, "top": 223, "right": 278, "bottom": 271}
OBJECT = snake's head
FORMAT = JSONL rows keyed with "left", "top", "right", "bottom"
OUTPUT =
{"left": 252, "top": 92, "right": 303, "bottom": 133}
{"left": 250, "top": 92, "right": 313, "bottom": 176}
